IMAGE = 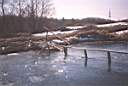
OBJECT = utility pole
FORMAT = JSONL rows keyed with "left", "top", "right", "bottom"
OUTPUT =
{"left": 109, "top": 9, "right": 111, "bottom": 20}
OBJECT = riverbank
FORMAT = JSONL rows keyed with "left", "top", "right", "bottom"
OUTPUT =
{"left": 0, "top": 22, "right": 128, "bottom": 54}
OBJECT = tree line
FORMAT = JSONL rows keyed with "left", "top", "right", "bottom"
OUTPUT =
{"left": 0, "top": 0, "right": 54, "bottom": 37}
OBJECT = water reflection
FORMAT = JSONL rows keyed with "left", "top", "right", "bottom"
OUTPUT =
{"left": 29, "top": 76, "right": 45, "bottom": 83}
{"left": 58, "top": 69, "right": 64, "bottom": 73}
{"left": 3, "top": 72, "right": 8, "bottom": 76}
{"left": 25, "top": 65, "right": 28, "bottom": 68}
{"left": 34, "top": 61, "right": 38, "bottom": 65}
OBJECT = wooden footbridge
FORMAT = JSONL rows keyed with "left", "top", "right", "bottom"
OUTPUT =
{"left": 63, "top": 46, "right": 128, "bottom": 72}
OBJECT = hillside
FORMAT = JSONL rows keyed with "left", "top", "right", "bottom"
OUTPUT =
{"left": 58, "top": 17, "right": 116, "bottom": 27}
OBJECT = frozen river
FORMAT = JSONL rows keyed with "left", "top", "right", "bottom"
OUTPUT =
{"left": 0, "top": 42, "right": 128, "bottom": 86}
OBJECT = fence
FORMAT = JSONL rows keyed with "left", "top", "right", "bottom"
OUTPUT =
{"left": 63, "top": 46, "right": 128, "bottom": 72}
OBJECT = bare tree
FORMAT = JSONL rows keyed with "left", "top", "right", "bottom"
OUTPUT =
{"left": 40, "top": 0, "right": 53, "bottom": 17}
{"left": 0, "top": 0, "right": 54, "bottom": 36}
{"left": 27, "top": 0, "right": 54, "bottom": 32}
{"left": 0, "top": 0, "right": 54, "bottom": 17}
{"left": 1, "top": 0, "right": 5, "bottom": 16}
{"left": 0, "top": 0, "right": 6, "bottom": 34}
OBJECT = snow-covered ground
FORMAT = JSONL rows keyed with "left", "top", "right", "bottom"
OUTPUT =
{"left": 32, "top": 30, "right": 76, "bottom": 37}
{"left": 116, "top": 30, "right": 128, "bottom": 35}
{"left": 66, "top": 26, "right": 86, "bottom": 30}
{"left": 97, "top": 22, "right": 128, "bottom": 27}
{"left": 67, "top": 22, "right": 128, "bottom": 29}
{"left": 32, "top": 22, "right": 128, "bottom": 37}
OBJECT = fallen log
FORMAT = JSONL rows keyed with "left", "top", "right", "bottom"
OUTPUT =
{"left": 0, "top": 41, "right": 40, "bottom": 54}
{"left": 0, "top": 30, "right": 78, "bottom": 50}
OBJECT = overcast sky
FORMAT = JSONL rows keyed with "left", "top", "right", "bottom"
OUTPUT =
{"left": 53, "top": 0, "right": 128, "bottom": 20}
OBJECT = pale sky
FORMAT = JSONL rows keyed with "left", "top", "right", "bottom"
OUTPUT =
{"left": 53, "top": 0, "right": 128, "bottom": 20}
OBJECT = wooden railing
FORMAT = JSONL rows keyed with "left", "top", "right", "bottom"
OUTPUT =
{"left": 63, "top": 46, "right": 128, "bottom": 72}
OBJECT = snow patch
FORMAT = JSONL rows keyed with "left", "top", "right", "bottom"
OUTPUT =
{"left": 97, "top": 22, "right": 128, "bottom": 27}
{"left": 52, "top": 39, "right": 64, "bottom": 43}
{"left": 116, "top": 30, "right": 128, "bottom": 35}
{"left": 7, "top": 53, "right": 19, "bottom": 56}
{"left": 67, "top": 26, "right": 86, "bottom": 29}
{"left": 32, "top": 30, "right": 76, "bottom": 37}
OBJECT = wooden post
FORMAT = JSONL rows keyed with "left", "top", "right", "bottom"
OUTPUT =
{"left": 84, "top": 49, "right": 88, "bottom": 67}
{"left": 107, "top": 51, "right": 111, "bottom": 72}
{"left": 64, "top": 47, "right": 68, "bottom": 59}
{"left": 46, "top": 31, "right": 50, "bottom": 56}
